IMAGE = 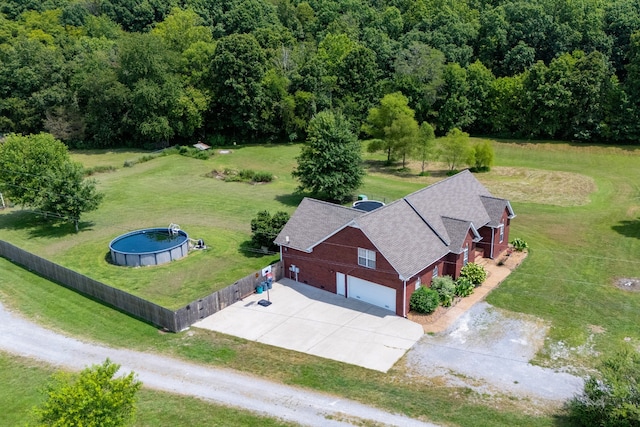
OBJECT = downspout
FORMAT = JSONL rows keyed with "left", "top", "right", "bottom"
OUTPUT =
{"left": 279, "top": 245, "right": 283, "bottom": 279}
{"left": 403, "top": 279, "right": 407, "bottom": 317}
{"left": 490, "top": 227, "right": 495, "bottom": 259}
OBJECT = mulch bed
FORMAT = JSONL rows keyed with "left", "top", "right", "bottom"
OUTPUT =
{"left": 407, "top": 297, "right": 462, "bottom": 326}
{"left": 407, "top": 249, "right": 529, "bottom": 326}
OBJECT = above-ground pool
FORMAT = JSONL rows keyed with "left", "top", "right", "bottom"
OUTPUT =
{"left": 109, "top": 228, "right": 189, "bottom": 267}
{"left": 353, "top": 200, "right": 385, "bottom": 212}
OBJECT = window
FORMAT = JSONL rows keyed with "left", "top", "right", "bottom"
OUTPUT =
{"left": 358, "top": 248, "right": 376, "bottom": 269}
{"left": 463, "top": 245, "right": 469, "bottom": 266}
{"left": 415, "top": 277, "right": 421, "bottom": 290}
{"left": 432, "top": 265, "right": 438, "bottom": 278}
{"left": 499, "top": 221, "right": 504, "bottom": 243}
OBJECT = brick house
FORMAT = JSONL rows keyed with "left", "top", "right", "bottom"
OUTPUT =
{"left": 274, "top": 170, "right": 515, "bottom": 317}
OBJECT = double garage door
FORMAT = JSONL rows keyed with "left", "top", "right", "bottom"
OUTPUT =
{"left": 347, "top": 276, "right": 396, "bottom": 313}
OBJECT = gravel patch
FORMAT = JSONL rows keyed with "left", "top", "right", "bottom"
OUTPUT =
{"left": 406, "top": 302, "right": 584, "bottom": 402}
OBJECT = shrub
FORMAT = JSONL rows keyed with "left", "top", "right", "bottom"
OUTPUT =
{"left": 566, "top": 349, "right": 640, "bottom": 426}
{"left": 239, "top": 169, "right": 255, "bottom": 180}
{"left": 192, "top": 149, "right": 210, "bottom": 160}
{"left": 470, "top": 140, "right": 494, "bottom": 172}
{"left": 460, "top": 262, "right": 487, "bottom": 286}
{"left": 410, "top": 287, "right": 440, "bottom": 314}
{"left": 207, "top": 134, "right": 226, "bottom": 147}
{"left": 252, "top": 171, "right": 273, "bottom": 183}
{"left": 511, "top": 237, "right": 529, "bottom": 251}
{"left": 220, "top": 168, "right": 241, "bottom": 182}
{"left": 34, "top": 359, "right": 141, "bottom": 427}
{"left": 138, "top": 154, "right": 157, "bottom": 163}
{"left": 84, "top": 165, "right": 116, "bottom": 176}
{"left": 455, "top": 277, "right": 474, "bottom": 297}
{"left": 250, "top": 210, "right": 290, "bottom": 251}
{"left": 431, "top": 275, "right": 456, "bottom": 307}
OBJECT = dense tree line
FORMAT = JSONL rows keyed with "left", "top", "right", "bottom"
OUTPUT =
{"left": 1, "top": 0, "right": 640, "bottom": 147}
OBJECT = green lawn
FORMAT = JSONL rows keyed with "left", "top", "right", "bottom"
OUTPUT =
{"left": 1, "top": 140, "right": 640, "bottom": 426}
{"left": 0, "top": 354, "right": 296, "bottom": 427}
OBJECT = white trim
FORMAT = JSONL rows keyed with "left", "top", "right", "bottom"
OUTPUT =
{"left": 336, "top": 272, "right": 346, "bottom": 296}
{"left": 470, "top": 222, "right": 482, "bottom": 242}
{"left": 506, "top": 201, "right": 516, "bottom": 219}
{"left": 358, "top": 248, "right": 376, "bottom": 269}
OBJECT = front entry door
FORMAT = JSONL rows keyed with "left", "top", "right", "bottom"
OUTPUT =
{"left": 336, "top": 272, "right": 346, "bottom": 296}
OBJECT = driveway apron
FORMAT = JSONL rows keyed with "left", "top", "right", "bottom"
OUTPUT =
{"left": 194, "top": 279, "right": 424, "bottom": 372}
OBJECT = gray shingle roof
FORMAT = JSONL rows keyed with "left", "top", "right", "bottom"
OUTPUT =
{"left": 441, "top": 217, "right": 474, "bottom": 253}
{"left": 480, "top": 195, "right": 513, "bottom": 226}
{"left": 274, "top": 198, "right": 363, "bottom": 251}
{"left": 277, "top": 170, "right": 513, "bottom": 280}
{"left": 404, "top": 170, "right": 491, "bottom": 244}
{"left": 355, "top": 200, "right": 449, "bottom": 280}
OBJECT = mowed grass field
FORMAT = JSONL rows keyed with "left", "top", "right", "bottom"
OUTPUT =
{"left": 1, "top": 140, "right": 640, "bottom": 426}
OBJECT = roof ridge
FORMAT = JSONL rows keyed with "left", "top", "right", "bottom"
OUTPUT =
{"left": 403, "top": 169, "right": 472, "bottom": 199}
{"left": 479, "top": 194, "right": 507, "bottom": 202}
{"left": 403, "top": 198, "right": 449, "bottom": 245}
{"left": 440, "top": 215, "right": 470, "bottom": 223}
{"left": 302, "top": 197, "right": 363, "bottom": 213}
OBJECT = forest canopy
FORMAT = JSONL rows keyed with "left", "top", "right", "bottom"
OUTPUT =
{"left": 1, "top": 0, "right": 640, "bottom": 147}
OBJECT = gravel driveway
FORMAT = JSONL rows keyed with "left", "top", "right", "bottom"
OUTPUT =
{"left": 0, "top": 301, "right": 436, "bottom": 427}
{"left": 406, "top": 302, "right": 584, "bottom": 402}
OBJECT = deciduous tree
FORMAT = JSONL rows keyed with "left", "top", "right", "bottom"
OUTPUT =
{"left": 0, "top": 133, "right": 103, "bottom": 231}
{"left": 439, "top": 128, "right": 473, "bottom": 171}
{"left": 293, "top": 110, "right": 364, "bottom": 202}
{"left": 209, "top": 33, "right": 266, "bottom": 136}
{"left": 362, "top": 92, "right": 417, "bottom": 164}
{"left": 414, "top": 122, "right": 436, "bottom": 175}
{"left": 0, "top": 133, "right": 68, "bottom": 206}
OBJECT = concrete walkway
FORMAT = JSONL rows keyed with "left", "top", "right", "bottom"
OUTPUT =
{"left": 194, "top": 279, "right": 424, "bottom": 372}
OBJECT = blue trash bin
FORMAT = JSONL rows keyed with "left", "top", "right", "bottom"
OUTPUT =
{"left": 256, "top": 284, "right": 263, "bottom": 294}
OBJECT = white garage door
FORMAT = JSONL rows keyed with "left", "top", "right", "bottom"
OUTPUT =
{"left": 347, "top": 276, "right": 396, "bottom": 313}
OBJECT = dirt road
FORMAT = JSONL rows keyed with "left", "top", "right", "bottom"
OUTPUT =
{"left": 0, "top": 302, "right": 436, "bottom": 427}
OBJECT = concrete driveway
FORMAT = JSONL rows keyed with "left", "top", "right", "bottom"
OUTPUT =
{"left": 193, "top": 278, "right": 423, "bottom": 372}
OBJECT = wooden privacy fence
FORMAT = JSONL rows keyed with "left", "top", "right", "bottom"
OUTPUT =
{"left": 0, "top": 240, "right": 282, "bottom": 332}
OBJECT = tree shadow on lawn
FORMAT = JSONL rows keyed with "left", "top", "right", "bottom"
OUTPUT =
{"left": 275, "top": 193, "right": 305, "bottom": 207}
{"left": 611, "top": 219, "right": 640, "bottom": 239}
{"left": 237, "top": 240, "right": 278, "bottom": 259}
{"left": 363, "top": 159, "right": 450, "bottom": 178}
{"left": 0, "top": 209, "right": 94, "bottom": 238}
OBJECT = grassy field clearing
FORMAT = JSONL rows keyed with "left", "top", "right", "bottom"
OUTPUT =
{"left": 1, "top": 140, "right": 640, "bottom": 426}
